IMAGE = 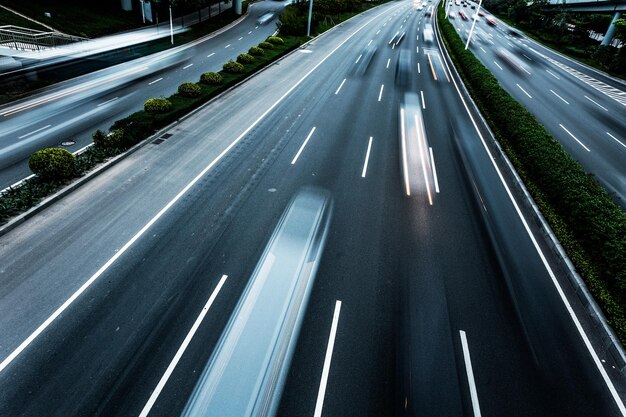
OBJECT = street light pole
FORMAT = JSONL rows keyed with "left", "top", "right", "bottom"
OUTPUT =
{"left": 169, "top": 4, "right": 174, "bottom": 45}
{"left": 140, "top": 0, "right": 146, "bottom": 23}
{"left": 306, "top": 0, "right": 314, "bottom": 37}
{"left": 465, "top": 0, "right": 482, "bottom": 50}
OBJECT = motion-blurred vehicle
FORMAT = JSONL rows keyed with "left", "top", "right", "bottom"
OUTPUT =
{"left": 486, "top": 16, "right": 497, "bottom": 26}
{"left": 352, "top": 45, "right": 377, "bottom": 76}
{"left": 508, "top": 29, "right": 522, "bottom": 37}
{"left": 389, "top": 31, "right": 406, "bottom": 47}
{"left": 257, "top": 12, "right": 275, "bottom": 25}
{"left": 495, "top": 47, "right": 529, "bottom": 74}
{"left": 459, "top": 10, "right": 468, "bottom": 19}
{"left": 395, "top": 49, "right": 412, "bottom": 87}
{"left": 478, "top": 11, "right": 485, "bottom": 16}
{"left": 423, "top": 24, "right": 434, "bottom": 43}
{"left": 449, "top": 11, "right": 456, "bottom": 18}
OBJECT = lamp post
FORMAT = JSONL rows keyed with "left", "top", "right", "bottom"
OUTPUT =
{"left": 307, "top": 0, "right": 314, "bottom": 37}
{"left": 169, "top": 3, "right": 174, "bottom": 44}
{"left": 465, "top": 0, "right": 482, "bottom": 50}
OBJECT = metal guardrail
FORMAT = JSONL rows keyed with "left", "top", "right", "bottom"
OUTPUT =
{"left": 0, "top": 25, "right": 86, "bottom": 51}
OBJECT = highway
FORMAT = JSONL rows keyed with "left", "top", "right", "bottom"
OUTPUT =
{"left": 0, "top": 0, "right": 284, "bottom": 189}
{"left": 0, "top": 1, "right": 625, "bottom": 416}
{"left": 449, "top": 3, "right": 626, "bottom": 208}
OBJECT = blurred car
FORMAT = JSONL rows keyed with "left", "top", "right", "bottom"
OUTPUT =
{"left": 395, "top": 49, "right": 412, "bottom": 87}
{"left": 508, "top": 29, "right": 522, "bottom": 37}
{"left": 496, "top": 47, "right": 529, "bottom": 74}
{"left": 257, "top": 12, "right": 275, "bottom": 25}
{"left": 459, "top": 10, "right": 468, "bottom": 19}
{"left": 423, "top": 23, "right": 434, "bottom": 43}
{"left": 389, "top": 31, "right": 406, "bottom": 47}
{"left": 449, "top": 11, "right": 456, "bottom": 18}
{"left": 478, "top": 11, "right": 485, "bottom": 16}
{"left": 486, "top": 16, "right": 497, "bottom": 26}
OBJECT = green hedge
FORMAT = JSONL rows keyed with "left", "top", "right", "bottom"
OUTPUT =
{"left": 248, "top": 46, "right": 264, "bottom": 56}
{"left": 258, "top": 41, "right": 274, "bottom": 49}
{"left": 237, "top": 53, "right": 255, "bottom": 64}
{"left": 267, "top": 36, "right": 284, "bottom": 45}
{"left": 438, "top": 4, "right": 626, "bottom": 343}
{"left": 178, "top": 82, "right": 202, "bottom": 98}
{"left": 29, "top": 148, "right": 76, "bottom": 180}
{"left": 223, "top": 60, "right": 245, "bottom": 73}
{"left": 200, "top": 71, "right": 223, "bottom": 85}
{"left": 144, "top": 98, "right": 173, "bottom": 113}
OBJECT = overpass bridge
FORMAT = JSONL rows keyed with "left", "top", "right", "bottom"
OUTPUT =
{"left": 546, "top": 0, "right": 625, "bottom": 45}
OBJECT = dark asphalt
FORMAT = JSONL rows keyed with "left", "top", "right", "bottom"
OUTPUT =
{"left": 0, "top": 1, "right": 624, "bottom": 416}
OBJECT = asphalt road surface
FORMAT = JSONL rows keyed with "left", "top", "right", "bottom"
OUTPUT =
{"left": 448, "top": 3, "right": 626, "bottom": 208}
{"left": 0, "top": 1, "right": 624, "bottom": 416}
{"left": 0, "top": 0, "right": 284, "bottom": 189}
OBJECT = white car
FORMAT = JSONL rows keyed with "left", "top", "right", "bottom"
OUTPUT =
{"left": 423, "top": 23, "right": 434, "bottom": 43}
{"left": 449, "top": 11, "right": 456, "bottom": 18}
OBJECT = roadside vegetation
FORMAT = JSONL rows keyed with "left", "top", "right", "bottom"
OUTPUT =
{"left": 0, "top": 6, "right": 49, "bottom": 31}
{"left": 438, "top": 3, "right": 626, "bottom": 344}
{"left": 0, "top": 35, "right": 303, "bottom": 226}
{"left": 484, "top": 0, "right": 626, "bottom": 78}
{"left": 278, "top": 0, "right": 391, "bottom": 36}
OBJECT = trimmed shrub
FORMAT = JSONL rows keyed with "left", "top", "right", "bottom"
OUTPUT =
{"left": 258, "top": 41, "right": 274, "bottom": 50}
{"left": 200, "top": 71, "right": 223, "bottom": 85}
{"left": 29, "top": 148, "right": 76, "bottom": 180}
{"left": 267, "top": 36, "right": 284, "bottom": 45}
{"left": 144, "top": 98, "right": 172, "bottom": 113}
{"left": 223, "top": 61, "right": 245, "bottom": 73}
{"left": 237, "top": 53, "right": 255, "bottom": 64}
{"left": 92, "top": 129, "right": 125, "bottom": 149}
{"left": 178, "top": 82, "right": 202, "bottom": 98}
{"left": 248, "top": 46, "right": 264, "bottom": 56}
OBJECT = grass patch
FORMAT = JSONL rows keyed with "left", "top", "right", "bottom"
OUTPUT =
{"left": 438, "top": 3, "right": 626, "bottom": 345}
{"left": 0, "top": 7, "right": 49, "bottom": 31}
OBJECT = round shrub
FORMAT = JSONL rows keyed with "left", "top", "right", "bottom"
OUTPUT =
{"left": 237, "top": 53, "right": 255, "bottom": 64}
{"left": 266, "top": 36, "right": 284, "bottom": 45}
{"left": 201, "top": 71, "right": 223, "bottom": 85}
{"left": 29, "top": 148, "right": 76, "bottom": 180}
{"left": 248, "top": 46, "right": 264, "bottom": 56}
{"left": 178, "top": 82, "right": 202, "bottom": 98}
{"left": 223, "top": 61, "right": 245, "bottom": 74}
{"left": 144, "top": 98, "right": 172, "bottom": 113}
{"left": 92, "top": 129, "right": 124, "bottom": 149}
{"left": 258, "top": 41, "right": 274, "bottom": 50}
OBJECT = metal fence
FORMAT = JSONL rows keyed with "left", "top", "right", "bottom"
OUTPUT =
{"left": 0, "top": 25, "right": 86, "bottom": 51}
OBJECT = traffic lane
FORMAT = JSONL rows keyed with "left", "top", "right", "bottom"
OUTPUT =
{"left": 0, "top": 4, "right": 278, "bottom": 186}
{"left": 0, "top": 1, "right": 408, "bottom": 412}
{"left": 424, "top": 21, "right": 623, "bottom": 415}
{"left": 0, "top": 1, "right": 406, "bottom": 364}
{"left": 0, "top": 78, "right": 334, "bottom": 416}
{"left": 1, "top": 7, "right": 410, "bottom": 414}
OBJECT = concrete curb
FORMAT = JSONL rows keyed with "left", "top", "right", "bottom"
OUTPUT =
{"left": 0, "top": 1, "right": 397, "bottom": 237}
{"left": 435, "top": 7, "right": 626, "bottom": 371}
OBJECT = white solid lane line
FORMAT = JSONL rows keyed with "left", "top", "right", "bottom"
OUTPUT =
{"left": 546, "top": 69, "right": 560, "bottom": 80}
{"left": 207, "top": 52, "right": 215, "bottom": 58}
{"left": 97, "top": 97, "right": 120, "bottom": 107}
{"left": 439, "top": 16, "right": 626, "bottom": 416}
{"left": 183, "top": 63, "right": 194, "bottom": 69}
{"left": 429, "top": 147, "right": 440, "bottom": 193}
{"left": 313, "top": 300, "right": 342, "bottom": 417}
{"left": 138, "top": 275, "right": 227, "bottom": 417}
{"left": 378, "top": 84, "right": 384, "bottom": 102}
{"left": 607, "top": 132, "right": 626, "bottom": 149}
{"left": 420, "top": 90, "right": 426, "bottom": 109}
{"left": 494, "top": 61, "right": 503, "bottom": 70}
{"left": 550, "top": 89, "right": 569, "bottom": 105}
{"left": 516, "top": 83, "right": 532, "bottom": 99}
{"left": 18, "top": 124, "right": 52, "bottom": 139}
{"left": 291, "top": 127, "right": 317, "bottom": 164}
{"left": 0, "top": 5, "right": 403, "bottom": 374}
{"left": 148, "top": 77, "right": 163, "bottom": 85}
{"left": 584, "top": 95, "right": 609, "bottom": 111}
{"left": 387, "top": 58, "right": 391, "bottom": 69}
{"left": 460, "top": 331, "right": 482, "bottom": 417}
{"left": 335, "top": 78, "right": 347, "bottom": 95}
{"left": 362, "top": 137, "right": 373, "bottom": 178}
{"left": 560, "top": 124, "right": 591, "bottom": 152}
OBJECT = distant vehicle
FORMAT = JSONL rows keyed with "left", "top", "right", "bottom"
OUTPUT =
{"left": 455, "top": 0, "right": 461, "bottom": 5}
{"left": 256, "top": 12, "right": 275, "bottom": 25}
{"left": 389, "top": 31, "right": 406, "bottom": 47}
{"left": 463, "top": 3, "right": 467, "bottom": 7}
{"left": 496, "top": 47, "right": 529, "bottom": 74}
{"left": 470, "top": 4, "right": 476, "bottom": 9}
{"left": 423, "top": 23, "right": 434, "bottom": 43}
{"left": 395, "top": 49, "right": 412, "bottom": 87}
{"left": 486, "top": 16, "right": 497, "bottom": 26}
{"left": 449, "top": 11, "right": 456, "bottom": 18}
{"left": 417, "top": 4, "right": 424, "bottom": 10}
{"left": 459, "top": 10, "right": 468, "bottom": 19}
{"left": 425, "top": 8, "right": 432, "bottom": 17}
{"left": 508, "top": 29, "right": 522, "bottom": 37}
{"left": 478, "top": 11, "right": 485, "bottom": 16}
